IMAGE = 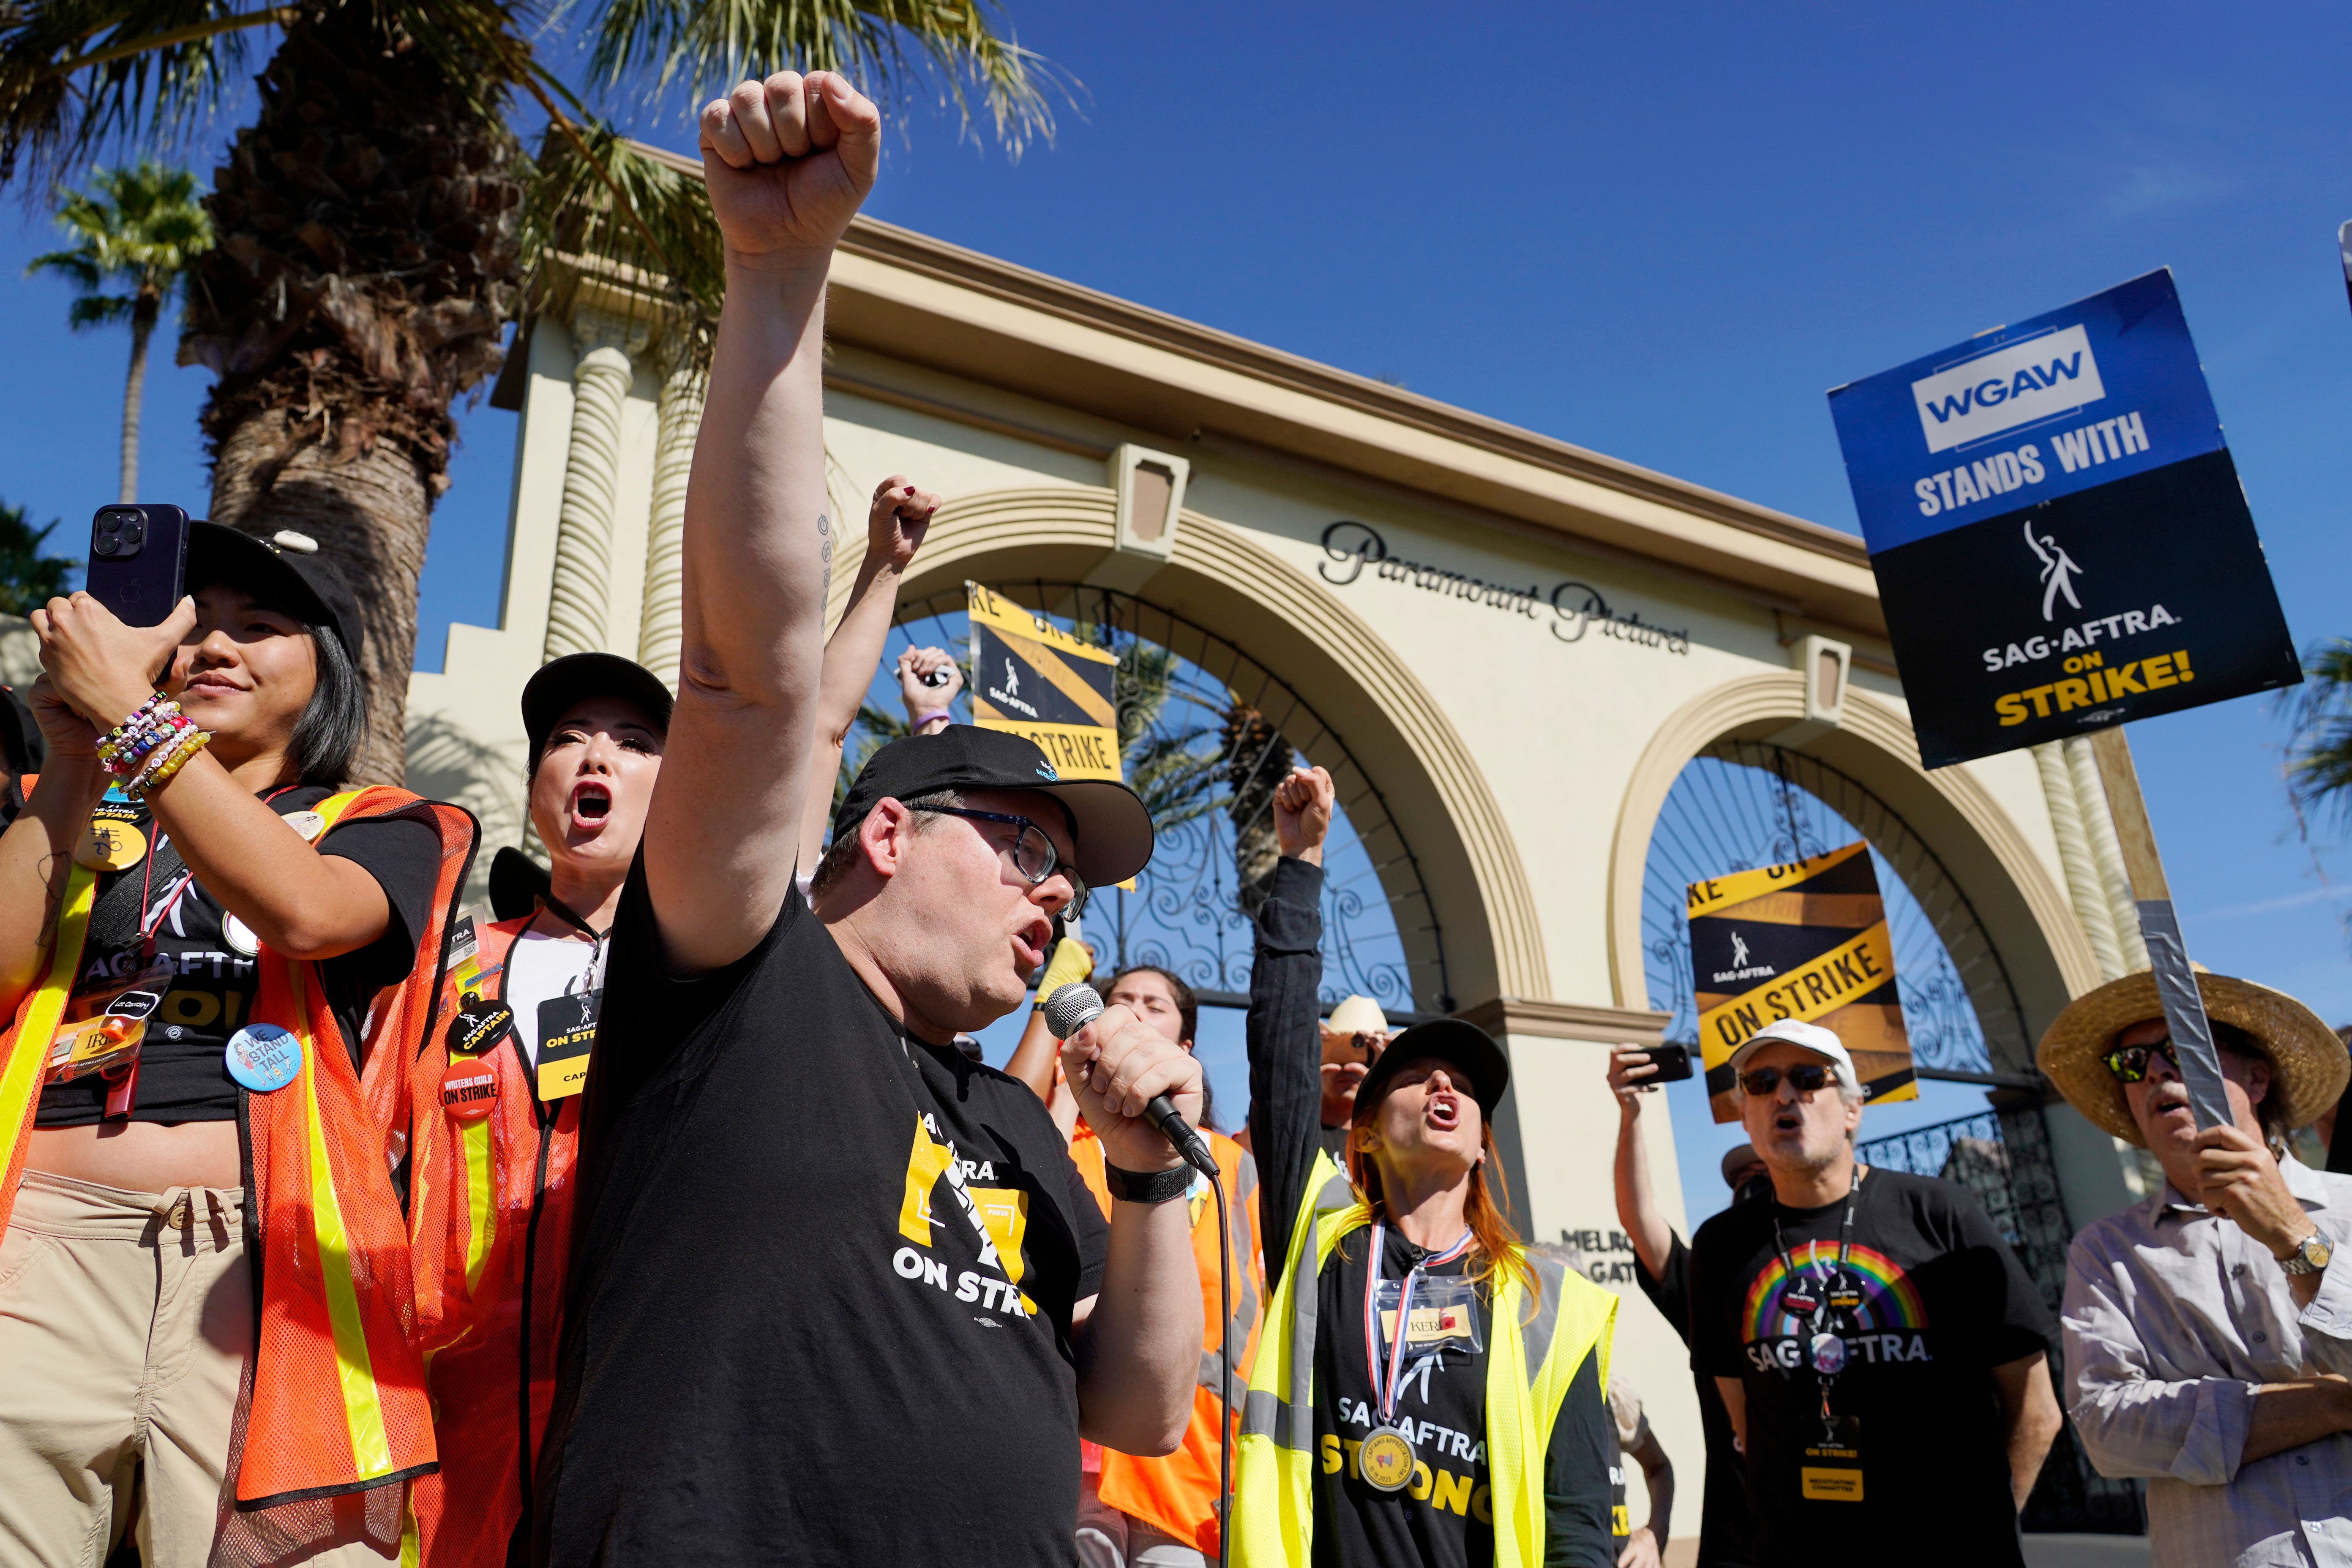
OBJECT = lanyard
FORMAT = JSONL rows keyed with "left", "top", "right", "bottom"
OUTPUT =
{"left": 1771, "top": 1164, "right": 1864, "bottom": 1311}
{"left": 1362, "top": 1222, "right": 1475, "bottom": 1424}
{"left": 135, "top": 784, "right": 307, "bottom": 957}
{"left": 535, "top": 892, "right": 610, "bottom": 993}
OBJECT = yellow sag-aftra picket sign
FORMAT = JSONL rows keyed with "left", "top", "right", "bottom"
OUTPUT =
{"left": 966, "top": 582, "right": 1122, "bottom": 782}
{"left": 1687, "top": 840, "right": 1918, "bottom": 1124}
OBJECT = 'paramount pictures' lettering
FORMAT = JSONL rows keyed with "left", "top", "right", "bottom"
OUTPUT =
{"left": 1318, "top": 521, "right": 1689, "bottom": 655}
{"left": 1687, "top": 842, "right": 1918, "bottom": 1124}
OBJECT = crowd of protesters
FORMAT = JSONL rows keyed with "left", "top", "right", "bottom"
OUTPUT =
{"left": 0, "top": 63, "right": 2350, "bottom": 1568}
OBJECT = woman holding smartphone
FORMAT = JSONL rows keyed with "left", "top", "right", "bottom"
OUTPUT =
{"left": 0, "top": 524, "right": 473, "bottom": 1568}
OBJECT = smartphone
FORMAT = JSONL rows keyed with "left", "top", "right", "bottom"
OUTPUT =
{"left": 84, "top": 504, "right": 190, "bottom": 627}
{"left": 1636, "top": 1042, "right": 1694, "bottom": 1083}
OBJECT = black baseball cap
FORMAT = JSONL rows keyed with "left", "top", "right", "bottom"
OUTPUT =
{"left": 831, "top": 725, "right": 1154, "bottom": 886}
{"left": 1355, "top": 1018, "right": 1511, "bottom": 1121}
{"left": 188, "top": 523, "right": 364, "bottom": 661}
{"left": 522, "top": 653, "right": 674, "bottom": 772}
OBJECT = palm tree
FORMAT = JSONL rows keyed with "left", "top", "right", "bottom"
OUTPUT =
{"left": 25, "top": 161, "right": 212, "bottom": 503}
{"left": 0, "top": 499, "right": 79, "bottom": 616}
{"left": 2283, "top": 638, "right": 2352, "bottom": 829}
{"left": 2, "top": 3, "right": 1058, "bottom": 784}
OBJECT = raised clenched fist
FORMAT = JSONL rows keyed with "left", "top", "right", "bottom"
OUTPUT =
{"left": 868, "top": 474, "right": 941, "bottom": 572}
{"left": 698, "top": 71, "right": 881, "bottom": 265}
{"left": 1274, "top": 765, "right": 1335, "bottom": 865}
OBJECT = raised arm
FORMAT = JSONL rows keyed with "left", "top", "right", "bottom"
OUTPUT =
{"left": 647, "top": 71, "right": 879, "bottom": 974}
{"left": 792, "top": 476, "right": 941, "bottom": 871}
{"left": 1248, "top": 766, "right": 1333, "bottom": 1283}
{"left": 1609, "top": 1044, "right": 1675, "bottom": 1279}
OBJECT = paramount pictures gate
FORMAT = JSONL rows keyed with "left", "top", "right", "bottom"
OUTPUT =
{"left": 389, "top": 164, "right": 2178, "bottom": 1548}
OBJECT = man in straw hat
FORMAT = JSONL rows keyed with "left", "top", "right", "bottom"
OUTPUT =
{"left": 2044, "top": 969, "right": 2352, "bottom": 1567}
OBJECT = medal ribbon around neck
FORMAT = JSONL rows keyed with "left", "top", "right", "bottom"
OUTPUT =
{"left": 1364, "top": 1222, "right": 1476, "bottom": 1425}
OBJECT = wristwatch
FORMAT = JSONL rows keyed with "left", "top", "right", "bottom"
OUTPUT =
{"left": 2278, "top": 1231, "right": 2334, "bottom": 1276}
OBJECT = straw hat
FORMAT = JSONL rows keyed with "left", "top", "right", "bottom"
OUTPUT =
{"left": 1326, "top": 996, "right": 1389, "bottom": 1036}
{"left": 2036, "top": 970, "right": 2347, "bottom": 1147}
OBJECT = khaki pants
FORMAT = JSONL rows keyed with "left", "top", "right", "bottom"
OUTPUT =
{"left": 0, "top": 1171, "right": 387, "bottom": 1568}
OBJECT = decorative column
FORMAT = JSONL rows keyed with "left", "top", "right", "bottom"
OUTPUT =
{"left": 2033, "top": 742, "right": 2126, "bottom": 981}
{"left": 637, "top": 339, "right": 705, "bottom": 690}
{"left": 2064, "top": 735, "right": 2150, "bottom": 972}
{"left": 543, "top": 311, "right": 637, "bottom": 663}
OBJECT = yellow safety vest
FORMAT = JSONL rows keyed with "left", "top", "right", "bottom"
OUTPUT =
{"left": 1232, "top": 1152, "right": 1616, "bottom": 1568}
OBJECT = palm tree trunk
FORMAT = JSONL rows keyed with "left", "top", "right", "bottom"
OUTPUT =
{"left": 179, "top": 7, "right": 522, "bottom": 790}
{"left": 120, "top": 299, "right": 156, "bottom": 503}
{"left": 210, "top": 408, "right": 430, "bottom": 787}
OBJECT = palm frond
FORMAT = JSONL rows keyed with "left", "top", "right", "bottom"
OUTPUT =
{"left": 25, "top": 245, "right": 105, "bottom": 288}
{"left": 65, "top": 291, "right": 135, "bottom": 326}
{"left": 572, "top": 0, "right": 1066, "bottom": 157}
{"left": 0, "top": 498, "right": 79, "bottom": 615}
{"left": 519, "top": 116, "right": 726, "bottom": 342}
{"left": 2283, "top": 638, "right": 2352, "bottom": 829}
{"left": 0, "top": 1, "right": 281, "bottom": 189}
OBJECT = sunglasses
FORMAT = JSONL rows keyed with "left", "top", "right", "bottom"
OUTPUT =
{"left": 2101, "top": 1038, "right": 2178, "bottom": 1084}
{"left": 1738, "top": 1063, "right": 1835, "bottom": 1096}
{"left": 908, "top": 804, "right": 1089, "bottom": 916}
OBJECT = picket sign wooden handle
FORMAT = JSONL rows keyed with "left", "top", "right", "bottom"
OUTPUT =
{"left": 2088, "top": 726, "right": 2170, "bottom": 904}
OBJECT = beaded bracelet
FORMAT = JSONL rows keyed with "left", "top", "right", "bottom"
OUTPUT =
{"left": 97, "top": 693, "right": 186, "bottom": 777}
{"left": 100, "top": 712, "right": 189, "bottom": 773}
{"left": 128, "top": 729, "right": 205, "bottom": 798}
{"left": 120, "top": 726, "right": 188, "bottom": 794}
{"left": 127, "top": 726, "right": 210, "bottom": 798}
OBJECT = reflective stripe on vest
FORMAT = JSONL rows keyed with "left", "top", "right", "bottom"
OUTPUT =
{"left": 0, "top": 861, "right": 96, "bottom": 1208}
{"left": 1231, "top": 1157, "right": 1618, "bottom": 1568}
{"left": 0, "top": 786, "right": 472, "bottom": 1552}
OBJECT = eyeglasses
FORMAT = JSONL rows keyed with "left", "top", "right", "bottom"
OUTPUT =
{"left": 909, "top": 805, "right": 1088, "bottom": 916}
{"left": 1738, "top": 1063, "right": 1835, "bottom": 1096}
{"left": 2101, "top": 1038, "right": 2178, "bottom": 1084}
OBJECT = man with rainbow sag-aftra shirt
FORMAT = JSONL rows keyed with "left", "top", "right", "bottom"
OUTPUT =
{"left": 1688, "top": 1019, "right": 2064, "bottom": 1567}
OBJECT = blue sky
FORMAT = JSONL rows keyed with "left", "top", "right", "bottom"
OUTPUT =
{"left": 5, "top": 0, "right": 2348, "bottom": 1223}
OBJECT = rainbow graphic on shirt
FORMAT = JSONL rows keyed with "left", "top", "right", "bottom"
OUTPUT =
{"left": 1742, "top": 1241, "right": 1927, "bottom": 1344}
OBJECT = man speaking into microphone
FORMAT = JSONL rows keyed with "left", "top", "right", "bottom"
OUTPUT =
{"left": 531, "top": 71, "right": 1206, "bottom": 1567}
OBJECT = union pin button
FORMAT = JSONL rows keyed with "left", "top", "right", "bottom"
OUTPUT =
{"left": 224, "top": 1024, "right": 302, "bottom": 1093}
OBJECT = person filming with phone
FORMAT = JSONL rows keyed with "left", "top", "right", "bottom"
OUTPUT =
{"left": 1236, "top": 763, "right": 1621, "bottom": 1568}
{"left": 0, "top": 522, "right": 474, "bottom": 1567}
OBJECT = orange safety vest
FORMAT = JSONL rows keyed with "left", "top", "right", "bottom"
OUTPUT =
{"left": 1070, "top": 1121, "right": 1265, "bottom": 1557}
{"left": 0, "top": 786, "right": 478, "bottom": 1562}
{"left": 403, "top": 915, "right": 586, "bottom": 1568}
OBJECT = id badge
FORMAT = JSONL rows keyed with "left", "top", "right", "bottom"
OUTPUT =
{"left": 50, "top": 960, "right": 172, "bottom": 1080}
{"left": 1801, "top": 1416, "right": 1864, "bottom": 1503}
{"left": 535, "top": 989, "right": 600, "bottom": 1100}
{"left": 1376, "top": 1275, "right": 1484, "bottom": 1356}
{"left": 446, "top": 914, "right": 491, "bottom": 1000}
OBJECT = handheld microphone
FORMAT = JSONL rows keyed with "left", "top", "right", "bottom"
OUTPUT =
{"left": 1042, "top": 982, "right": 1217, "bottom": 1178}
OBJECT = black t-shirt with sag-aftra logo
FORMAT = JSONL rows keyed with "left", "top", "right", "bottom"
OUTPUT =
{"left": 1690, "top": 1169, "right": 2056, "bottom": 1568}
{"left": 35, "top": 785, "right": 441, "bottom": 1127}
{"left": 537, "top": 861, "right": 1110, "bottom": 1567}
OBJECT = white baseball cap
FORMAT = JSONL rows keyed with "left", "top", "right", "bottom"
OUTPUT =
{"left": 1727, "top": 1019, "right": 1859, "bottom": 1094}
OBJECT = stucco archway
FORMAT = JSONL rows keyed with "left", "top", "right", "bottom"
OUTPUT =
{"left": 835, "top": 485, "right": 1550, "bottom": 1011}
{"left": 1604, "top": 671, "right": 2101, "bottom": 1054}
